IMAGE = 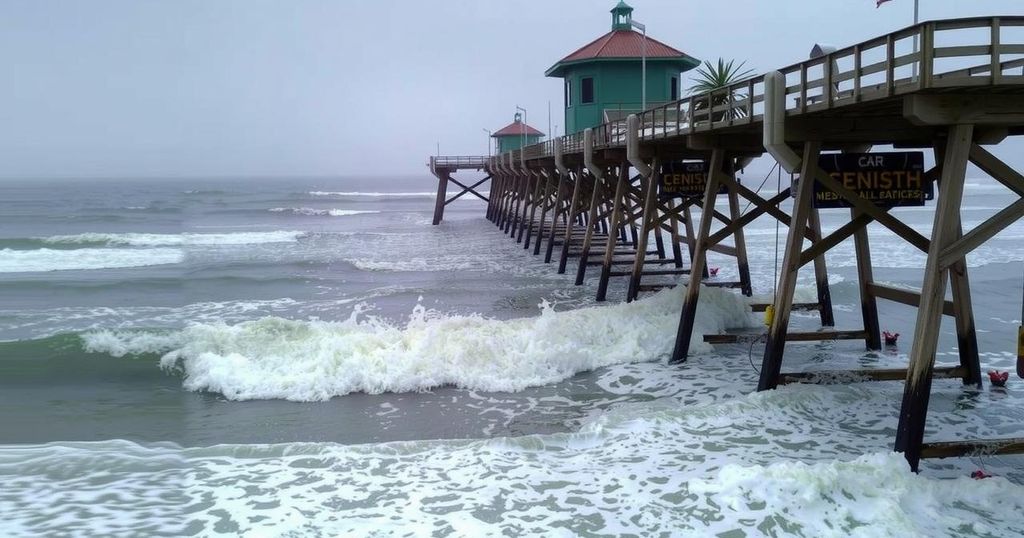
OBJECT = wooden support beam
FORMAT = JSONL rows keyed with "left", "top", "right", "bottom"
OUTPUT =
{"left": 597, "top": 166, "right": 631, "bottom": 301}
{"left": 707, "top": 190, "right": 790, "bottom": 247}
{"left": 431, "top": 169, "right": 450, "bottom": 226}
{"left": 896, "top": 123, "right": 974, "bottom": 473}
{"left": 750, "top": 303, "right": 819, "bottom": 312}
{"left": 779, "top": 366, "right": 966, "bottom": 384}
{"left": 968, "top": 144, "right": 1024, "bottom": 197}
{"left": 853, "top": 209, "right": 882, "bottom": 350}
{"left": 666, "top": 197, "right": 686, "bottom": 268}
{"left": 706, "top": 330, "right": 867, "bottom": 344}
{"left": 866, "top": 283, "right": 955, "bottom": 316}
{"left": 798, "top": 212, "right": 875, "bottom": 267}
{"left": 938, "top": 198, "right": 1024, "bottom": 269}
{"left": 758, "top": 141, "right": 822, "bottom": 390}
{"left": 904, "top": 94, "right": 1024, "bottom": 126}
{"left": 628, "top": 158, "right": 660, "bottom": 302}
{"left": 557, "top": 170, "right": 584, "bottom": 273}
{"left": 446, "top": 176, "right": 490, "bottom": 204}
{"left": 522, "top": 171, "right": 545, "bottom": 248}
{"left": 576, "top": 169, "right": 610, "bottom": 285}
{"left": 533, "top": 170, "right": 556, "bottom": 256}
{"left": 516, "top": 173, "right": 535, "bottom": 243}
{"left": 670, "top": 148, "right": 726, "bottom": 364}
{"left": 717, "top": 175, "right": 819, "bottom": 245}
{"left": 920, "top": 438, "right": 1024, "bottom": 459}
{"left": 728, "top": 185, "right": 753, "bottom": 296}
{"left": 808, "top": 208, "right": 836, "bottom": 327}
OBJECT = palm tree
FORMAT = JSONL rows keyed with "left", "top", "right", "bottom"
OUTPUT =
{"left": 689, "top": 58, "right": 755, "bottom": 122}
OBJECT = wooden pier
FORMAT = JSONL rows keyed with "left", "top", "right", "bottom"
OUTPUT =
{"left": 431, "top": 17, "right": 1024, "bottom": 471}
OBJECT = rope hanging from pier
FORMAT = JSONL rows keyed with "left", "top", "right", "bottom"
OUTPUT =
{"left": 764, "top": 164, "right": 784, "bottom": 328}
{"left": 1017, "top": 262, "right": 1024, "bottom": 378}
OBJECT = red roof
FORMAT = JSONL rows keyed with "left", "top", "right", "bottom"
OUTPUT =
{"left": 492, "top": 121, "right": 544, "bottom": 137}
{"left": 545, "top": 30, "right": 698, "bottom": 77}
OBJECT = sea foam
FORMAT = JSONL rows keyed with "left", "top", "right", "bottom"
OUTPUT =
{"left": 81, "top": 285, "right": 757, "bottom": 401}
{"left": 41, "top": 230, "right": 306, "bottom": 247}
{"left": 4, "top": 412, "right": 1022, "bottom": 537}
{"left": 268, "top": 207, "right": 379, "bottom": 216}
{"left": 309, "top": 191, "right": 435, "bottom": 197}
{"left": 0, "top": 247, "right": 184, "bottom": 273}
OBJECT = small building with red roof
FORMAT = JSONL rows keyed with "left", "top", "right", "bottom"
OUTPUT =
{"left": 546, "top": 1, "right": 700, "bottom": 134}
{"left": 492, "top": 112, "right": 545, "bottom": 154}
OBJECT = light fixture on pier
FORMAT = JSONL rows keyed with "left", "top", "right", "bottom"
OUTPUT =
{"left": 516, "top": 105, "right": 527, "bottom": 153}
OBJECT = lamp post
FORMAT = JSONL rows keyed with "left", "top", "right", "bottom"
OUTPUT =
{"left": 630, "top": 19, "right": 647, "bottom": 111}
{"left": 482, "top": 128, "right": 492, "bottom": 156}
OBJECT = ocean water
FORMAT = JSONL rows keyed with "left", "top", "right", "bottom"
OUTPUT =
{"left": 2, "top": 175, "right": 1024, "bottom": 537}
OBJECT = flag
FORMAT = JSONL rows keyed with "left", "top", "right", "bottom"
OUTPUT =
{"left": 877, "top": 0, "right": 893, "bottom": 7}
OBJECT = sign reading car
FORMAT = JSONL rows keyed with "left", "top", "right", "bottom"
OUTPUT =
{"left": 812, "top": 152, "right": 931, "bottom": 208}
{"left": 659, "top": 161, "right": 728, "bottom": 198}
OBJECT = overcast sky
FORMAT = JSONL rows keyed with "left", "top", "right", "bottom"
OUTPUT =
{"left": 0, "top": 0, "right": 1020, "bottom": 178}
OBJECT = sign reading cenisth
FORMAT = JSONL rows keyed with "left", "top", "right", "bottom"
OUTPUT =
{"left": 814, "top": 152, "right": 931, "bottom": 208}
{"left": 659, "top": 161, "right": 727, "bottom": 198}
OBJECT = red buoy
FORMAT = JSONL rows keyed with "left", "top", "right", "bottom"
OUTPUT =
{"left": 989, "top": 370, "right": 1009, "bottom": 387}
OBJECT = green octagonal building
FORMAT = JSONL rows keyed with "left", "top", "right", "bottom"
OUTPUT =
{"left": 546, "top": 1, "right": 700, "bottom": 134}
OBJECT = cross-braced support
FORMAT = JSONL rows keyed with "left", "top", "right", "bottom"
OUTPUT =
{"left": 896, "top": 127, "right": 1024, "bottom": 471}
{"left": 669, "top": 147, "right": 834, "bottom": 364}
{"left": 429, "top": 156, "right": 490, "bottom": 225}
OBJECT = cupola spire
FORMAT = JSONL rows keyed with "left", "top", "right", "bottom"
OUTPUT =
{"left": 611, "top": 1, "right": 634, "bottom": 31}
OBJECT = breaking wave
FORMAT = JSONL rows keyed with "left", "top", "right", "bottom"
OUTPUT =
{"left": 0, "top": 248, "right": 184, "bottom": 273}
{"left": 309, "top": 191, "right": 434, "bottom": 197}
{"left": 36, "top": 231, "right": 306, "bottom": 247}
{"left": 81, "top": 286, "right": 756, "bottom": 401}
{"left": 268, "top": 207, "right": 379, "bottom": 216}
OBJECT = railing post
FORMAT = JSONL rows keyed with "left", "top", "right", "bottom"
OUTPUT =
{"left": 853, "top": 44, "right": 862, "bottom": 102}
{"left": 800, "top": 65, "right": 808, "bottom": 113}
{"left": 885, "top": 34, "right": 895, "bottom": 96}
{"left": 747, "top": 79, "right": 755, "bottom": 118}
{"left": 920, "top": 22, "right": 934, "bottom": 89}
{"left": 824, "top": 54, "right": 833, "bottom": 108}
{"left": 687, "top": 98, "right": 695, "bottom": 133}
{"left": 991, "top": 17, "right": 1002, "bottom": 85}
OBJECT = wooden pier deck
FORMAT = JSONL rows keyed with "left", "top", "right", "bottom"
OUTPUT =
{"left": 430, "top": 17, "right": 1024, "bottom": 471}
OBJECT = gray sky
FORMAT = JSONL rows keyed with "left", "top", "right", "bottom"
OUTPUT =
{"left": 1, "top": 0, "right": 1020, "bottom": 178}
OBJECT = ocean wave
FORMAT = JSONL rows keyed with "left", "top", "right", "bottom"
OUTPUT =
{"left": 0, "top": 248, "right": 183, "bottom": 273}
{"left": 309, "top": 191, "right": 435, "bottom": 197}
{"left": 181, "top": 189, "right": 227, "bottom": 195}
{"left": 268, "top": 207, "right": 379, "bottom": 216}
{"left": 36, "top": 231, "right": 306, "bottom": 247}
{"left": 81, "top": 286, "right": 756, "bottom": 401}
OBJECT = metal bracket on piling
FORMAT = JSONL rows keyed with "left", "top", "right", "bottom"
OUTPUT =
{"left": 626, "top": 114, "right": 652, "bottom": 178}
{"left": 763, "top": 71, "right": 802, "bottom": 174}
{"left": 554, "top": 138, "right": 568, "bottom": 176}
{"left": 583, "top": 128, "right": 603, "bottom": 179}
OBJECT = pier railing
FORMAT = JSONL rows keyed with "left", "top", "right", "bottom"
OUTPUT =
{"left": 430, "top": 155, "right": 489, "bottom": 170}
{"left": 500, "top": 16, "right": 1024, "bottom": 164}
